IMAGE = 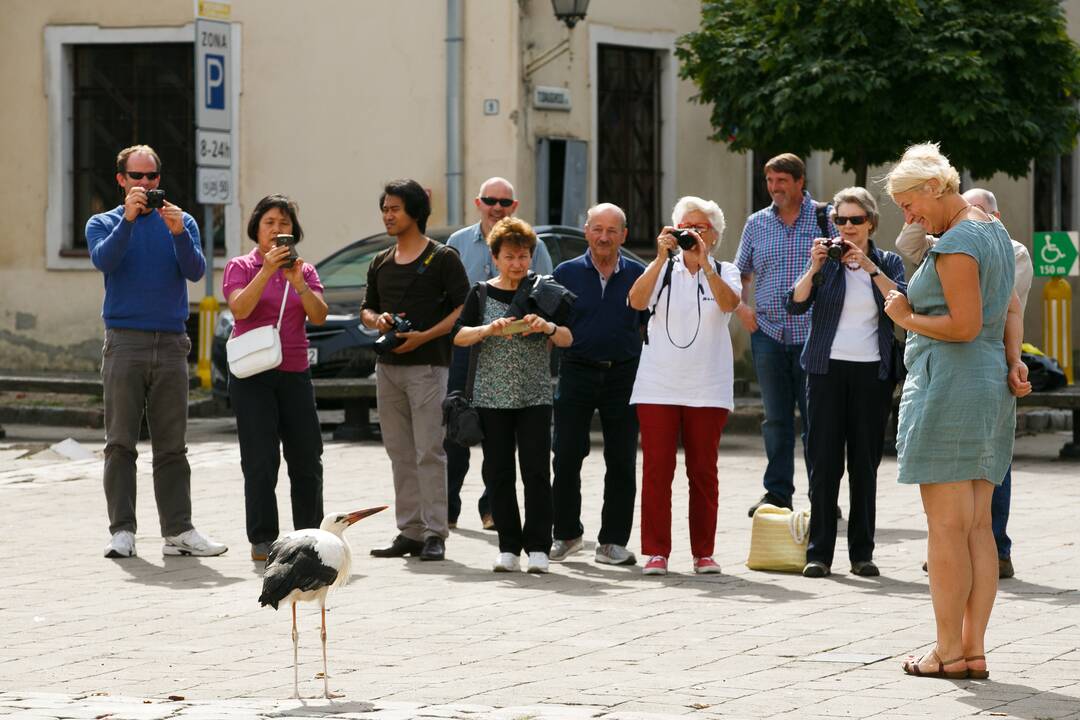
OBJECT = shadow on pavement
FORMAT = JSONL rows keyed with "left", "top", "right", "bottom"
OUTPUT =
{"left": 112, "top": 555, "right": 244, "bottom": 588}
{"left": 958, "top": 680, "right": 1080, "bottom": 720}
{"left": 997, "top": 578, "right": 1080, "bottom": 607}
{"left": 265, "top": 699, "right": 376, "bottom": 716}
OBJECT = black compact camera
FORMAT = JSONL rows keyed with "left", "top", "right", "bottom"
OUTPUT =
{"left": 373, "top": 314, "right": 414, "bottom": 355}
{"left": 672, "top": 229, "right": 697, "bottom": 251}
{"left": 145, "top": 189, "right": 166, "bottom": 209}
{"left": 275, "top": 234, "right": 298, "bottom": 269}
{"left": 825, "top": 237, "right": 848, "bottom": 261}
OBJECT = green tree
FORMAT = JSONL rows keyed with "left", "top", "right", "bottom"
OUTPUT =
{"left": 676, "top": 0, "right": 1080, "bottom": 187}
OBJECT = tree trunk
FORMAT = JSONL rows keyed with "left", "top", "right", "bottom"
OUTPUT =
{"left": 855, "top": 148, "right": 868, "bottom": 188}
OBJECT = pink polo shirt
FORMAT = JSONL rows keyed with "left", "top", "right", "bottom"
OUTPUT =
{"left": 222, "top": 247, "right": 324, "bottom": 373}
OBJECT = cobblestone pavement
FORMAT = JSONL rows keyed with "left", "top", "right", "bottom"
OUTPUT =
{"left": 1, "top": 419, "right": 1077, "bottom": 720}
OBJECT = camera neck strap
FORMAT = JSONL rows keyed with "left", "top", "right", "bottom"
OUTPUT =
{"left": 464, "top": 282, "right": 487, "bottom": 402}
{"left": 273, "top": 282, "right": 289, "bottom": 330}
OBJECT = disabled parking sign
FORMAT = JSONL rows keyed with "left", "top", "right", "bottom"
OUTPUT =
{"left": 1032, "top": 231, "right": 1079, "bottom": 277}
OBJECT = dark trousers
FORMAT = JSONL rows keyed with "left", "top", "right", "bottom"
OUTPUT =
{"left": 101, "top": 329, "right": 193, "bottom": 537}
{"left": 805, "top": 360, "right": 893, "bottom": 567}
{"left": 750, "top": 331, "right": 809, "bottom": 504}
{"left": 552, "top": 358, "right": 638, "bottom": 546}
{"left": 229, "top": 368, "right": 324, "bottom": 545}
{"left": 478, "top": 405, "right": 553, "bottom": 554}
{"left": 992, "top": 466, "right": 1012, "bottom": 559}
{"left": 445, "top": 345, "right": 490, "bottom": 523}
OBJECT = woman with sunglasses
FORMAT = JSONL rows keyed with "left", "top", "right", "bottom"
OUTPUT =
{"left": 627, "top": 196, "right": 741, "bottom": 576}
{"left": 786, "top": 186, "right": 906, "bottom": 578}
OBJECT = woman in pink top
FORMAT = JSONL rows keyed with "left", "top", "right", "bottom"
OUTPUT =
{"left": 222, "top": 194, "right": 328, "bottom": 562}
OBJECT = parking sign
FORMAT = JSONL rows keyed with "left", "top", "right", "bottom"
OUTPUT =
{"left": 195, "top": 19, "right": 230, "bottom": 130}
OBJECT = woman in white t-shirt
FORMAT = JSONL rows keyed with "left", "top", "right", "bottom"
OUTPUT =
{"left": 786, "top": 187, "right": 906, "bottom": 579}
{"left": 627, "top": 196, "right": 742, "bottom": 576}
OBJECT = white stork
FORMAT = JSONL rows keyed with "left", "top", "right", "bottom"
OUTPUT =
{"left": 258, "top": 506, "right": 387, "bottom": 699}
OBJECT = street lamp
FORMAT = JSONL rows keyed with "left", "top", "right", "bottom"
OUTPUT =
{"left": 551, "top": 0, "right": 590, "bottom": 29}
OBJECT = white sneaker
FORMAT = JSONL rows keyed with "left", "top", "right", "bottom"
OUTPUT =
{"left": 527, "top": 552, "right": 550, "bottom": 574}
{"left": 104, "top": 530, "right": 136, "bottom": 558}
{"left": 549, "top": 536, "right": 584, "bottom": 561}
{"left": 492, "top": 552, "right": 520, "bottom": 572}
{"left": 163, "top": 528, "right": 228, "bottom": 557}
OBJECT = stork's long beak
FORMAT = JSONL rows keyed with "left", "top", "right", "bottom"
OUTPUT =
{"left": 346, "top": 505, "right": 389, "bottom": 525}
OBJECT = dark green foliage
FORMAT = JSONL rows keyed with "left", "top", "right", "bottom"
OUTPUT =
{"left": 676, "top": 0, "right": 1080, "bottom": 185}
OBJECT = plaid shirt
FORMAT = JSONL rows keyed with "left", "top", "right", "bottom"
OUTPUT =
{"left": 735, "top": 191, "right": 837, "bottom": 345}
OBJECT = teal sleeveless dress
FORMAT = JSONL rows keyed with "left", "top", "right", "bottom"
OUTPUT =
{"left": 896, "top": 220, "right": 1016, "bottom": 486}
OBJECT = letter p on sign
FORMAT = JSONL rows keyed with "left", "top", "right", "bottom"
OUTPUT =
{"left": 205, "top": 54, "right": 225, "bottom": 109}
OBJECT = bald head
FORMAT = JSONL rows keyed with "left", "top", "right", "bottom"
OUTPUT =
{"left": 962, "top": 188, "right": 1000, "bottom": 219}
{"left": 479, "top": 177, "right": 514, "bottom": 198}
{"left": 585, "top": 202, "right": 627, "bottom": 230}
{"left": 474, "top": 176, "right": 519, "bottom": 233}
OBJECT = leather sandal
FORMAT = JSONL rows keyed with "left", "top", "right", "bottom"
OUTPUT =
{"left": 965, "top": 655, "right": 990, "bottom": 680}
{"left": 901, "top": 650, "right": 967, "bottom": 679}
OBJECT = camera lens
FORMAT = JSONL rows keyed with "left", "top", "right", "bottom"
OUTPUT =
{"left": 827, "top": 243, "right": 844, "bottom": 260}
{"left": 675, "top": 230, "right": 696, "bottom": 251}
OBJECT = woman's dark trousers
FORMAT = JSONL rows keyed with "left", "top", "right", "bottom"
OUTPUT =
{"left": 229, "top": 369, "right": 324, "bottom": 544}
{"left": 478, "top": 405, "right": 553, "bottom": 555}
{"left": 805, "top": 359, "right": 893, "bottom": 567}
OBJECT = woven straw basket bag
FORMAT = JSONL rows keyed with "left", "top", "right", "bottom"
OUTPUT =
{"left": 746, "top": 504, "right": 810, "bottom": 572}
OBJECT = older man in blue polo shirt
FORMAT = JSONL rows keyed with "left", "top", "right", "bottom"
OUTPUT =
{"left": 445, "top": 177, "right": 553, "bottom": 530}
{"left": 550, "top": 202, "right": 646, "bottom": 566}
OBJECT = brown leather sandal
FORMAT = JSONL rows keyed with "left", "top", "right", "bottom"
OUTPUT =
{"left": 965, "top": 655, "right": 990, "bottom": 680}
{"left": 901, "top": 650, "right": 968, "bottom": 679}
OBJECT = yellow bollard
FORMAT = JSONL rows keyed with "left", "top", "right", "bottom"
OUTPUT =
{"left": 196, "top": 294, "right": 220, "bottom": 389}
{"left": 1042, "top": 277, "right": 1073, "bottom": 385}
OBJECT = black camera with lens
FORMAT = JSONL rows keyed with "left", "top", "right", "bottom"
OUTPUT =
{"left": 145, "top": 189, "right": 166, "bottom": 209}
{"left": 373, "top": 314, "right": 414, "bottom": 355}
{"left": 825, "top": 237, "right": 848, "bottom": 261}
{"left": 672, "top": 229, "right": 697, "bottom": 251}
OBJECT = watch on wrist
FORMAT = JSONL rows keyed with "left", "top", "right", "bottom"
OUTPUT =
{"left": 868, "top": 269, "right": 880, "bottom": 278}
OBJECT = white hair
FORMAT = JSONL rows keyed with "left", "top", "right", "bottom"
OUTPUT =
{"left": 671, "top": 196, "right": 725, "bottom": 257}
{"left": 962, "top": 187, "right": 998, "bottom": 214}
{"left": 884, "top": 142, "right": 961, "bottom": 198}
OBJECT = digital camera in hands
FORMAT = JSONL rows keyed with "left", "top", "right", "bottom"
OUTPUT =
{"left": 672, "top": 229, "right": 697, "bottom": 251}
{"left": 145, "top": 189, "right": 166, "bottom": 209}
{"left": 825, "top": 237, "right": 849, "bottom": 261}
{"left": 275, "top": 234, "right": 298, "bottom": 269}
{"left": 373, "top": 314, "right": 414, "bottom": 355}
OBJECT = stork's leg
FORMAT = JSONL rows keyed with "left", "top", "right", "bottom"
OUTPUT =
{"left": 291, "top": 602, "right": 300, "bottom": 699}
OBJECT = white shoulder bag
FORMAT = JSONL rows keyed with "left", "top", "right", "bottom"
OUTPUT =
{"left": 226, "top": 287, "right": 289, "bottom": 378}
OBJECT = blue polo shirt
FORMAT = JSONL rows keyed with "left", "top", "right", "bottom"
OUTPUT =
{"left": 553, "top": 250, "right": 646, "bottom": 363}
{"left": 447, "top": 222, "right": 553, "bottom": 283}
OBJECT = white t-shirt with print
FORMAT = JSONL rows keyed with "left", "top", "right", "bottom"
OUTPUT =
{"left": 630, "top": 255, "right": 742, "bottom": 409}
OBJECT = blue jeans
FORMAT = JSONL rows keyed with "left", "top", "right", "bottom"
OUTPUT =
{"left": 992, "top": 465, "right": 1012, "bottom": 559}
{"left": 750, "top": 330, "right": 809, "bottom": 505}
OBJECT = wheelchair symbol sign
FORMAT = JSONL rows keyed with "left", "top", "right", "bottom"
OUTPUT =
{"left": 1033, "top": 231, "right": 1079, "bottom": 277}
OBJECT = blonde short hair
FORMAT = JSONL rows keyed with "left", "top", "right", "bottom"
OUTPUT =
{"left": 671, "top": 196, "right": 726, "bottom": 257}
{"left": 884, "top": 142, "right": 961, "bottom": 198}
{"left": 831, "top": 186, "right": 879, "bottom": 233}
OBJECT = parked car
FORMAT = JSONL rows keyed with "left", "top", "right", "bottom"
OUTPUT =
{"left": 211, "top": 225, "right": 646, "bottom": 400}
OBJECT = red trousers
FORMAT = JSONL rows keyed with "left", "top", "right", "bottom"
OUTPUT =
{"left": 637, "top": 404, "right": 729, "bottom": 558}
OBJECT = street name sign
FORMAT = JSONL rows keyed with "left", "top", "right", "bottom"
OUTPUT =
{"left": 1032, "top": 231, "right": 1079, "bottom": 277}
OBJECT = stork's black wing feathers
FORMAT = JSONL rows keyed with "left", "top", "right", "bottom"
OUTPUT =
{"left": 258, "top": 536, "right": 340, "bottom": 609}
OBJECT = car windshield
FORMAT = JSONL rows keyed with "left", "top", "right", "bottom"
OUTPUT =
{"left": 317, "top": 242, "right": 389, "bottom": 289}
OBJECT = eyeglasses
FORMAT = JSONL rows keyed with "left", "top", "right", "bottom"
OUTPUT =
{"left": 677, "top": 223, "right": 712, "bottom": 233}
{"left": 125, "top": 171, "right": 160, "bottom": 180}
{"left": 834, "top": 215, "right": 868, "bottom": 226}
{"left": 479, "top": 196, "right": 514, "bottom": 208}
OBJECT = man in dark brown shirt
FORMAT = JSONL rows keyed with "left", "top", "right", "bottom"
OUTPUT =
{"left": 361, "top": 179, "right": 470, "bottom": 561}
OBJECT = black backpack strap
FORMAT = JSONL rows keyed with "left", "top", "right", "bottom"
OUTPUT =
{"left": 465, "top": 282, "right": 487, "bottom": 402}
{"left": 814, "top": 201, "right": 831, "bottom": 237}
{"left": 643, "top": 257, "right": 676, "bottom": 345}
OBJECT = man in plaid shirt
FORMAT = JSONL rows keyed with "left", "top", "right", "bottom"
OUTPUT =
{"left": 734, "top": 153, "right": 837, "bottom": 517}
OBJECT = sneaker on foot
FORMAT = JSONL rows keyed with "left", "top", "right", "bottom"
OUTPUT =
{"left": 104, "top": 530, "right": 136, "bottom": 558}
{"left": 642, "top": 555, "right": 668, "bottom": 576}
{"left": 492, "top": 552, "right": 520, "bottom": 572}
{"left": 527, "top": 552, "right": 550, "bottom": 574}
{"left": 163, "top": 528, "right": 228, "bottom": 557}
{"left": 251, "top": 541, "right": 272, "bottom": 562}
{"left": 693, "top": 556, "right": 722, "bottom": 574}
{"left": 595, "top": 543, "right": 636, "bottom": 566}
{"left": 549, "top": 536, "right": 584, "bottom": 561}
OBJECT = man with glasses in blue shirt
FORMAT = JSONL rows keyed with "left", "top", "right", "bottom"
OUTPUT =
{"left": 445, "top": 178, "right": 553, "bottom": 531}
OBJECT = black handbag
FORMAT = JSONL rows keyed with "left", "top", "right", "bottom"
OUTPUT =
{"left": 891, "top": 335, "right": 908, "bottom": 384}
{"left": 505, "top": 273, "right": 577, "bottom": 325}
{"left": 442, "top": 283, "right": 486, "bottom": 447}
{"left": 1023, "top": 350, "right": 1067, "bottom": 392}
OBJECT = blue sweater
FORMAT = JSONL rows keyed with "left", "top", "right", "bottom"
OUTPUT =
{"left": 86, "top": 206, "right": 205, "bottom": 333}
{"left": 785, "top": 242, "right": 906, "bottom": 380}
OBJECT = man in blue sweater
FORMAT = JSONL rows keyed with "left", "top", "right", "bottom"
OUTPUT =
{"left": 86, "top": 144, "right": 227, "bottom": 559}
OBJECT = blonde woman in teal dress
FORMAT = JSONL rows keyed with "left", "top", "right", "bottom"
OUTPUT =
{"left": 883, "top": 143, "right": 1031, "bottom": 680}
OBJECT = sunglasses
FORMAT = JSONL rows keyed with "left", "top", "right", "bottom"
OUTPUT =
{"left": 479, "top": 196, "right": 514, "bottom": 208}
{"left": 834, "top": 215, "right": 868, "bottom": 226}
{"left": 125, "top": 171, "right": 160, "bottom": 180}
{"left": 677, "top": 223, "right": 712, "bottom": 233}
